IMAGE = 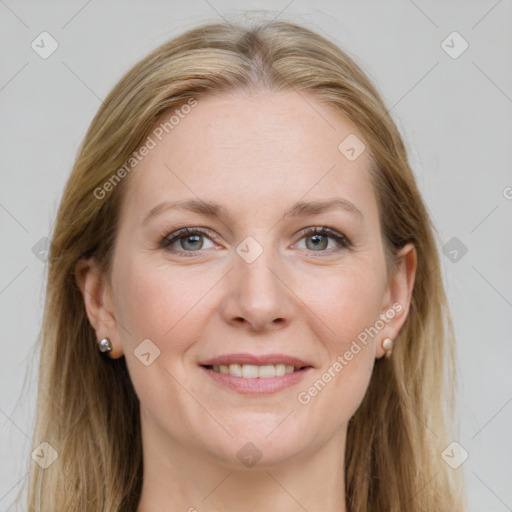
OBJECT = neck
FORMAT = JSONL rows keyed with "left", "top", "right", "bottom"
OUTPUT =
{"left": 135, "top": 421, "right": 347, "bottom": 512}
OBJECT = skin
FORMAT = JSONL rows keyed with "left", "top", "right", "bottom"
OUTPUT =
{"left": 76, "top": 89, "right": 416, "bottom": 512}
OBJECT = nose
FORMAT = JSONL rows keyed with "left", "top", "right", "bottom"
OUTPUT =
{"left": 219, "top": 246, "right": 295, "bottom": 333}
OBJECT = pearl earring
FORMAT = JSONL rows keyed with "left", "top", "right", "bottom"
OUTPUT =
{"left": 97, "top": 337, "right": 112, "bottom": 353}
{"left": 382, "top": 337, "right": 394, "bottom": 358}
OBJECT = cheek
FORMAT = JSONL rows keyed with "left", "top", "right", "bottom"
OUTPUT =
{"left": 295, "top": 261, "right": 385, "bottom": 350}
{"left": 112, "top": 254, "right": 209, "bottom": 362}
{"left": 111, "top": 258, "right": 209, "bottom": 423}
{"left": 292, "top": 263, "right": 384, "bottom": 422}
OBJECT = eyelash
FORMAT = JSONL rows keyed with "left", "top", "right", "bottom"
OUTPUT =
{"left": 160, "top": 226, "right": 352, "bottom": 257}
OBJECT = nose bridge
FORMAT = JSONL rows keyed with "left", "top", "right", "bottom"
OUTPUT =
{"left": 222, "top": 237, "right": 292, "bottom": 330}
{"left": 239, "top": 245, "right": 280, "bottom": 296}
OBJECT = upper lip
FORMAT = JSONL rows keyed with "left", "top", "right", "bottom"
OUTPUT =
{"left": 199, "top": 353, "right": 314, "bottom": 368}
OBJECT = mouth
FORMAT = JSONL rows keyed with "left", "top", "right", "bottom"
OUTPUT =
{"left": 198, "top": 353, "right": 314, "bottom": 394}
{"left": 202, "top": 363, "right": 309, "bottom": 378}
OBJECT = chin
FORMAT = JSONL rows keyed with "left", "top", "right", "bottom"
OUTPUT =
{"left": 199, "top": 424, "right": 311, "bottom": 469}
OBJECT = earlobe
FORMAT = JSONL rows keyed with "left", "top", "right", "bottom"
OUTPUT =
{"left": 375, "top": 243, "right": 417, "bottom": 359}
{"left": 74, "top": 257, "right": 123, "bottom": 358}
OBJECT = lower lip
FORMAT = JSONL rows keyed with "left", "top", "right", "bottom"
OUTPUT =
{"left": 200, "top": 366, "right": 313, "bottom": 394}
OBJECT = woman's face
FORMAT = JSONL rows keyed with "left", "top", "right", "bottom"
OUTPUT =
{"left": 87, "top": 90, "right": 414, "bottom": 468}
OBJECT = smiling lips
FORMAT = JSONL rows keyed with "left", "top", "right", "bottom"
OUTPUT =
{"left": 199, "top": 353, "right": 314, "bottom": 394}
{"left": 209, "top": 363, "right": 296, "bottom": 378}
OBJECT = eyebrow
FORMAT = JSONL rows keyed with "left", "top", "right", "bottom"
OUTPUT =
{"left": 143, "top": 197, "right": 363, "bottom": 225}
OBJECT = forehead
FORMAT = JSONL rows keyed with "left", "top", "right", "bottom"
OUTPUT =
{"left": 120, "top": 90, "right": 377, "bottom": 226}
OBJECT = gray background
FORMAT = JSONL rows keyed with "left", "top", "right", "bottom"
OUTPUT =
{"left": 1, "top": 1, "right": 511, "bottom": 510}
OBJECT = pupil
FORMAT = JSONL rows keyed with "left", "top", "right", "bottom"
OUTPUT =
{"left": 308, "top": 234, "right": 327, "bottom": 250}
{"left": 183, "top": 235, "right": 202, "bottom": 250}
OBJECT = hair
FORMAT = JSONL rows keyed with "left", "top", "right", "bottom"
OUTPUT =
{"left": 16, "top": 16, "right": 466, "bottom": 512}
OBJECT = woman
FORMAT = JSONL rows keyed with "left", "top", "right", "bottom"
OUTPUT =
{"left": 22, "top": 18, "right": 466, "bottom": 511}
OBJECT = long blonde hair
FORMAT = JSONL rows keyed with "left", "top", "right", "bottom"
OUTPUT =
{"left": 17, "top": 18, "right": 466, "bottom": 511}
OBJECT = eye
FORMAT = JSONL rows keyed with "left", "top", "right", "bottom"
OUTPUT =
{"left": 160, "top": 226, "right": 352, "bottom": 257}
{"left": 294, "top": 227, "right": 352, "bottom": 253}
{"left": 161, "top": 227, "right": 217, "bottom": 256}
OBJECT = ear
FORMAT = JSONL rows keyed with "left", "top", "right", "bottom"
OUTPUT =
{"left": 375, "top": 243, "right": 417, "bottom": 359}
{"left": 74, "top": 257, "right": 124, "bottom": 358}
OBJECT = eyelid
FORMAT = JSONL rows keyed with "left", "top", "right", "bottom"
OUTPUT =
{"left": 159, "top": 227, "right": 218, "bottom": 256}
{"left": 293, "top": 226, "right": 353, "bottom": 251}
{"left": 160, "top": 225, "right": 352, "bottom": 256}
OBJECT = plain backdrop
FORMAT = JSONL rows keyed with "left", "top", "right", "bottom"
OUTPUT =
{"left": 1, "top": 1, "right": 511, "bottom": 511}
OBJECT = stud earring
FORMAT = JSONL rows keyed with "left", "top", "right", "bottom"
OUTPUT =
{"left": 382, "top": 337, "right": 394, "bottom": 358}
{"left": 97, "top": 337, "right": 112, "bottom": 354}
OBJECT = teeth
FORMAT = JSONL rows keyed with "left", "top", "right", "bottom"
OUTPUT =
{"left": 211, "top": 363, "right": 299, "bottom": 378}
{"left": 242, "top": 364, "right": 259, "bottom": 378}
{"left": 258, "top": 365, "right": 275, "bottom": 378}
{"left": 275, "top": 364, "right": 286, "bottom": 377}
{"left": 229, "top": 364, "right": 242, "bottom": 377}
